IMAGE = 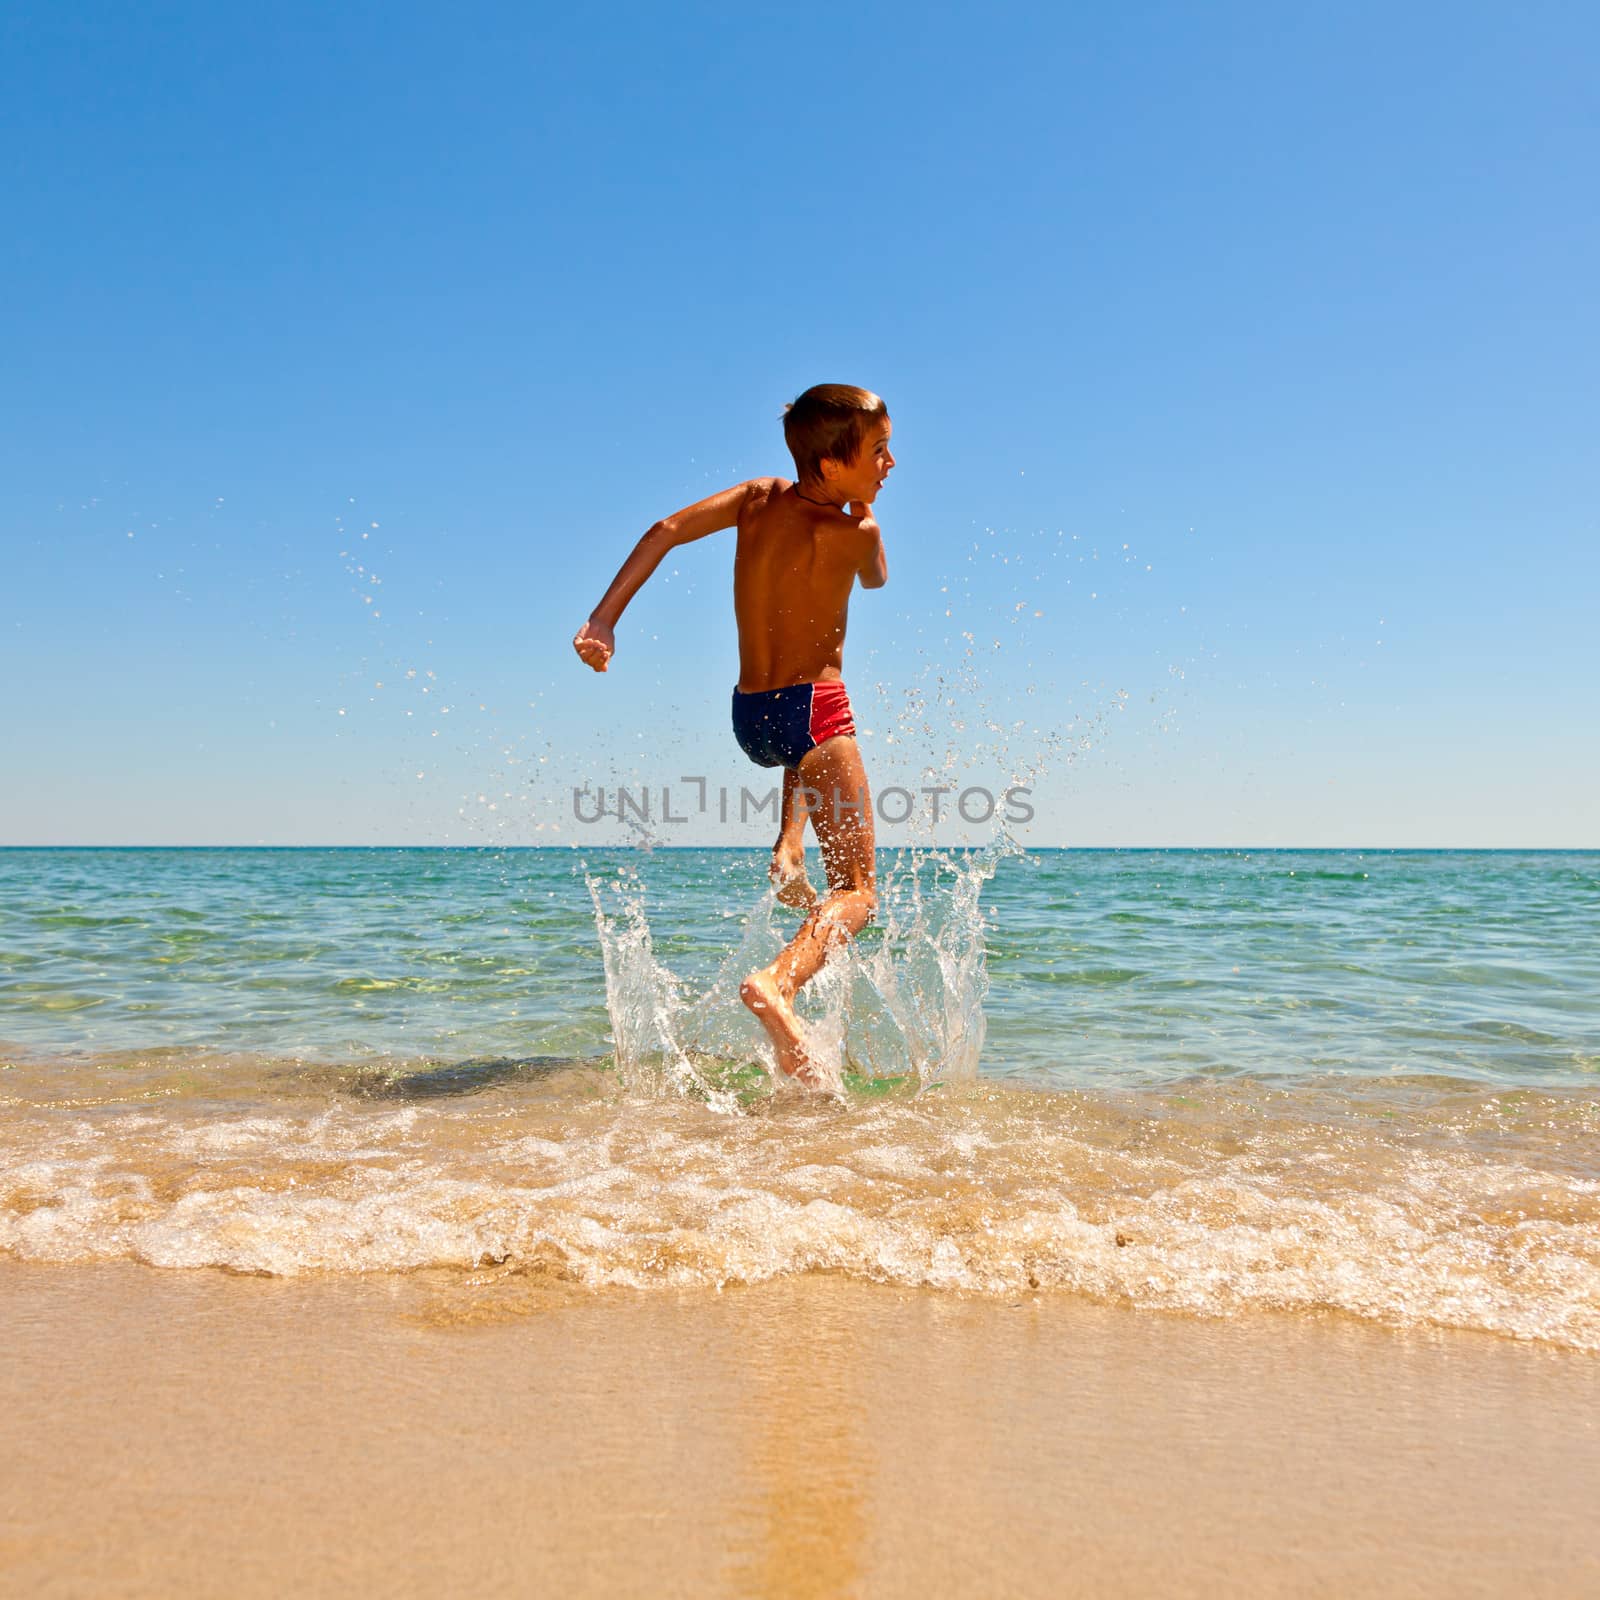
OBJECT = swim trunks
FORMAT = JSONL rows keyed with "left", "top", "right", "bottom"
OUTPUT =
{"left": 731, "top": 680, "right": 856, "bottom": 770}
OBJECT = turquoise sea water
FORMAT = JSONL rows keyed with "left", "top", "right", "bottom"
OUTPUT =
{"left": 2, "top": 847, "right": 1595, "bottom": 1084}
{"left": 3, "top": 846, "right": 1597, "bottom": 1348}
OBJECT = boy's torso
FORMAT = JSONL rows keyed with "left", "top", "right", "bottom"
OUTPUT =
{"left": 732, "top": 479, "right": 867, "bottom": 694}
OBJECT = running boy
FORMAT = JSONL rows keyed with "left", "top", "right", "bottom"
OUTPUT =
{"left": 573, "top": 384, "right": 893, "bottom": 1088}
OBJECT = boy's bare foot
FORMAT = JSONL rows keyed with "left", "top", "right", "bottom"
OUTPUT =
{"left": 739, "top": 969, "right": 821, "bottom": 1089}
{"left": 769, "top": 845, "right": 819, "bottom": 911}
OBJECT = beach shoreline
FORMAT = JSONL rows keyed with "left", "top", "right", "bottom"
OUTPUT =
{"left": 3, "top": 1260, "right": 1596, "bottom": 1598}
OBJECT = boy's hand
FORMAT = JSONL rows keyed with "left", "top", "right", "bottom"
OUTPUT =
{"left": 573, "top": 619, "right": 615, "bottom": 672}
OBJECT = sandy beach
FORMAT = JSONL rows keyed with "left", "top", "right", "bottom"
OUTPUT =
{"left": 3, "top": 1261, "right": 1596, "bottom": 1598}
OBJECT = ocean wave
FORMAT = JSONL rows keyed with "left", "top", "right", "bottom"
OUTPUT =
{"left": 3, "top": 1068, "right": 1596, "bottom": 1352}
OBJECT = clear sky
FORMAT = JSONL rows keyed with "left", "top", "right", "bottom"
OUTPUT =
{"left": 4, "top": 1, "right": 1596, "bottom": 847}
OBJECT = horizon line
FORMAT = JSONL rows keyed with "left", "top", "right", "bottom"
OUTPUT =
{"left": 2, "top": 843, "right": 1597, "bottom": 854}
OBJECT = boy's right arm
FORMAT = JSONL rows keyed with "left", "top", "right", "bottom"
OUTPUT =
{"left": 573, "top": 480, "right": 766, "bottom": 672}
{"left": 849, "top": 504, "right": 888, "bottom": 590}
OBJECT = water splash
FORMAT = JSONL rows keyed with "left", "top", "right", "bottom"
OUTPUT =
{"left": 585, "top": 839, "right": 1015, "bottom": 1107}
{"left": 850, "top": 839, "right": 1013, "bottom": 1083}
{"left": 586, "top": 866, "right": 741, "bottom": 1113}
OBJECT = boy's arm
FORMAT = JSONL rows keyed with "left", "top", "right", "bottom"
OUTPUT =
{"left": 573, "top": 480, "right": 765, "bottom": 672}
{"left": 849, "top": 503, "right": 888, "bottom": 590}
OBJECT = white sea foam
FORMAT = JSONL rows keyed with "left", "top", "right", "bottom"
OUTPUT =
{"left": 3, "top": 1080, "right": 1597, "bottom": 1350}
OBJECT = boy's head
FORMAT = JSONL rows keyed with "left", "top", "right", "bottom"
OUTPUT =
{"left": 782, "top": 384, "right": 889, "bottom": 486}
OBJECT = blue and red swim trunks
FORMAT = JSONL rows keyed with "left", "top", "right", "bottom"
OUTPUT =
{"left": 731, "top": 680, "right": 857, "bottom": 770}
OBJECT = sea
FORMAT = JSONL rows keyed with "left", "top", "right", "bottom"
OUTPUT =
{"left": 2, "top": 845, "right": 1597, "bottom": 1350}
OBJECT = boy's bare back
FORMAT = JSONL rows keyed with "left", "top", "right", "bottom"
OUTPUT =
{"left": 732, "top": 480, "right": 886, "bottom": 693}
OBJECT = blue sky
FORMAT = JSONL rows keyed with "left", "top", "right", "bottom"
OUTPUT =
{"left": 4, "top": 1, "right": 1596, "bottom": 846}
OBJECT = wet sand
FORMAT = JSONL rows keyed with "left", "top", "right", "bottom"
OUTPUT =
{"left": 2, "top": 1262, "right": 1597, "bottom": 1598}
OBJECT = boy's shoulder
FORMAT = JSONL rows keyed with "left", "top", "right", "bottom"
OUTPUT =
{"left": 735, "top": 479, "right": 876, "bottom": 546}
{"left": 734, "top": 477, "right": 789, "bottom": 522}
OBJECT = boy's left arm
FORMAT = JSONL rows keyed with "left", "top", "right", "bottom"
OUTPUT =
{"left": 574, "top": 480, "right": 765, "bottom": 671}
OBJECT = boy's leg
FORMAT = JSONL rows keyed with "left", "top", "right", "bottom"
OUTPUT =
{"left": 741, "top": 737, "right": 876, "bottom": 1085}
{"left": 770, "top": 766, "right": 819, "bottom": 910}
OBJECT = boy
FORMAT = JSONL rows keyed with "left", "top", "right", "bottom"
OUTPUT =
{"left": 573, "top": 384, "right": 893, "bottom": 1089}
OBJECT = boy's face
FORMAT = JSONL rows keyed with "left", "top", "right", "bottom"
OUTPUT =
{"left": 825, "top": 417, "right": 895, "bottom": 505}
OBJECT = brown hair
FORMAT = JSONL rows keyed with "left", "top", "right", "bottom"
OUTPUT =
{"left": 782, "top": 384, "right": 888, "bottom": 484}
